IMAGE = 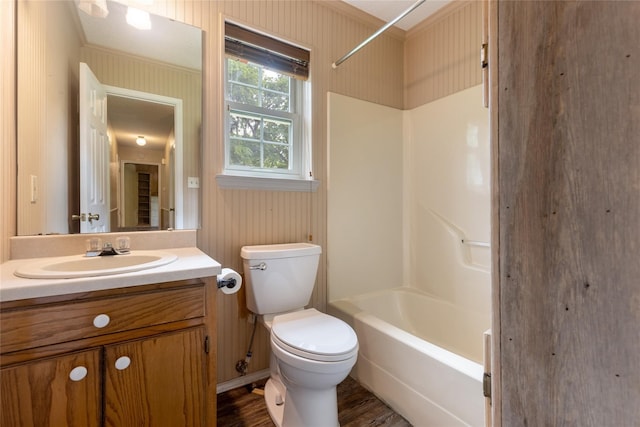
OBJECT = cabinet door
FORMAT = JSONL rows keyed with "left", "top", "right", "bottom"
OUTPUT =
{"left": 0, "top": 349, "right": 101, "bottom": 427}
{"left": 104, "top": 327, "right": 206, "bottom": 427}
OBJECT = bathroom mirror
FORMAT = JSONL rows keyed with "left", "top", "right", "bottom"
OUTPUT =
{"left": 16, "top": 0, "right": 202, "bottom": 235}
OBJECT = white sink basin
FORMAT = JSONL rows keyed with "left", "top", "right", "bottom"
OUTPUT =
{"left": 14, "top": 251, "right": 178, "bottom": 279}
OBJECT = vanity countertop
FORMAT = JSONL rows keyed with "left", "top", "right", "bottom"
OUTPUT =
{"left": 0, "top": 247, "right": 221, "bottom": 302}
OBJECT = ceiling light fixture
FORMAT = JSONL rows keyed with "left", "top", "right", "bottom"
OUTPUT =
{"left": 136, "top": 136, "right": 147, "bottom": 146}
{"left": 126, "top": 7, "right": 151, "bottom": 30}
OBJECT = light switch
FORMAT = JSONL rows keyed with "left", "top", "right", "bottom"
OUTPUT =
{"left": 187, "top": 177, "right": 200, "bottom": 188}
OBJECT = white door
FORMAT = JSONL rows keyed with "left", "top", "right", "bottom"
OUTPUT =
{"left": 79, "top": 62, "right": 110, "bottom": 233}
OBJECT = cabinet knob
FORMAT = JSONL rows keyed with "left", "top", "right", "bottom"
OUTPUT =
{"left": 69, "top": 366, "right": 88, "bottom": 381}
{"left": 93, "top": 313, "right": 110, "bottom": 328}
{"left": 115, "top": 356, "right": 131, "bottom": 370}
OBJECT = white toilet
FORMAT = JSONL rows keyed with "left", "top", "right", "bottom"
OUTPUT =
{"left": 241, "top": 243, "right": 358, "bottom": 427}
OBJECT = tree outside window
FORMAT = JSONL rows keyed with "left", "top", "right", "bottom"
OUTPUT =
{"left": 226, "top": 59, "right": 298, "bottom": 173}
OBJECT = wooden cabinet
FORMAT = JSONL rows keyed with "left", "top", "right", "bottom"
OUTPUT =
{"left": 103, "top": 328, "right": 206, "bottom": 426}
{"left": 1, "top": 349, "right": 101, "bottom": 427}
{"left": 0, "top": 279, "right": 216, "bottom": 427}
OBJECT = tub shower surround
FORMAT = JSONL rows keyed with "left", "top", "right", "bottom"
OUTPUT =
{"left": 328, "top": 85, "right": 490, "bottom": 426}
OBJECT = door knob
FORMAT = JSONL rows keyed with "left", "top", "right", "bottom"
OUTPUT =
{"left": 115, "top": 356, "right": 131, "bottom": 370}
{"left": 93, "top": 314, "right": 110, "bottom": 328}
{"left": 71, "top": 213, "right": 99, "bottom": 223}
{"left": 69, "top": 366, "right": 88, "bottom": 381}
{"left": 87, "top": 213, "right": 100, "bottom": 224}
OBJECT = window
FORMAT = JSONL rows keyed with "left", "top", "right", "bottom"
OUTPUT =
{"left": 226, "top": 60, "right": 299, "bottom": 173}
{"left": 218, "top": 22, "right": 318, "bottom": 191}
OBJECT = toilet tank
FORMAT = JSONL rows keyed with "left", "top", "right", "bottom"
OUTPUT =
{"left": 241, "top": 243, "right": 321, "bottom": 315}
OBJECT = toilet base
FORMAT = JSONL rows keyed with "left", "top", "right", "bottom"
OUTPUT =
{"left": 264, "top": 379, "right": 285, "bottom": 427}
{"left": 263, "top": 377, "right": 340, "bottom": 427}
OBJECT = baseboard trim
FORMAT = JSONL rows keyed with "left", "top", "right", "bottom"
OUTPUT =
{"left": 216, "top": 369, "right": 271, "bottom": 394}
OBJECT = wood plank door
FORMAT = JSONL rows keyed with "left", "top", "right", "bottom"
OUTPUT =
{"left": 493, "top": 1, "right": 640, "bottom": 425}
{"left": 79, "top": 62, "right": 110, "bottom": 233}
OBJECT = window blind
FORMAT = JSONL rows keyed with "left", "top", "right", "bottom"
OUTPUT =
{"left": 225, "top": 22, "right": 310, "bottom": 80}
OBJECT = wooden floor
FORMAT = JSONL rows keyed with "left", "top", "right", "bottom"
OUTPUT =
{"left": 217, "top": 376, "right": 412, "bottom": 426}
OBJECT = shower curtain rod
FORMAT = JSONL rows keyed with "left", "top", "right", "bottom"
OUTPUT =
{"left": 332, "top": 0, "right": 426, "bottom": 69}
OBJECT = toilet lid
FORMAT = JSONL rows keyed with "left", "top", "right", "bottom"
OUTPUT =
{"left": 271, "top": 309, "right": 358, "bottom": 362}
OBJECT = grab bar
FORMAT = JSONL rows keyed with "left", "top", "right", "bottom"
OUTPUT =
{"left": 461, "top": 239, "right": 490, "bottom": 248}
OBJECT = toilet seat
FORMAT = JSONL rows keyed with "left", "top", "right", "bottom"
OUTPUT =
{"left": 271, "top": 309, "right": 358, "bottom": 362}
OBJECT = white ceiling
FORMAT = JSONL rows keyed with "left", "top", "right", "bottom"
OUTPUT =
{"left": 107, "top": 95, "right": 175, "bottom": 151}
{"left": 77, "top": 0, "right": 202, "bottom": 70}
{"left": 343, "top": 0, "right": 452, "bottom": 31}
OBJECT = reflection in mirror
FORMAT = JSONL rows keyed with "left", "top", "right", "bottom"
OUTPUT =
{"left": 17, "top": 0, "right": 202, "bottom": 235}
{"left": 107, "top": 89, "right": 182, "bottom": 231}
{"left": 121, "top": 162, "right": 161, "bottom": 229}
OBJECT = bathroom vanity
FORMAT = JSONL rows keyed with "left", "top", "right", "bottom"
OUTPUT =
{"left": 0, "top": 233, "right": 220, "bottom": 427}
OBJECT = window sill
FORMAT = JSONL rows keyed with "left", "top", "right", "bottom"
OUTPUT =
{"left": 216, "top": 174, "right": 320, "bottom": 192}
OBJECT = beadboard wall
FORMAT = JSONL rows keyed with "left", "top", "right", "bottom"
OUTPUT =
{"left": 405, "top": 0, "right": 483, "bottom": 109}
{"left": 199, "top": 0, "right": 406, "bottom": 383}
{"left": 1, "top": 0, "right": 482, "bottom": 384}
{"left": 16, "top": 0, "right": 81, "bottom": 236}
{"left": 1, "top": 0, "right": 16, "bottom": 263}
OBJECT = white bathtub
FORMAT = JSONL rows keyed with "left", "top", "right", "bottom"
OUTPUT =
{"left": 328, "top": 287, "right": 490, "bottom": 427}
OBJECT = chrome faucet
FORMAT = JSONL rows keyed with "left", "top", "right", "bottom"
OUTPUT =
{"left": 99, "top": 242, "right": 119, "bottom": 256}
{"left": 85, "top": 240, "right": 130, "bottom": 257}
{"left": 86, "top": 242, "right": 116, "bottom": 257}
